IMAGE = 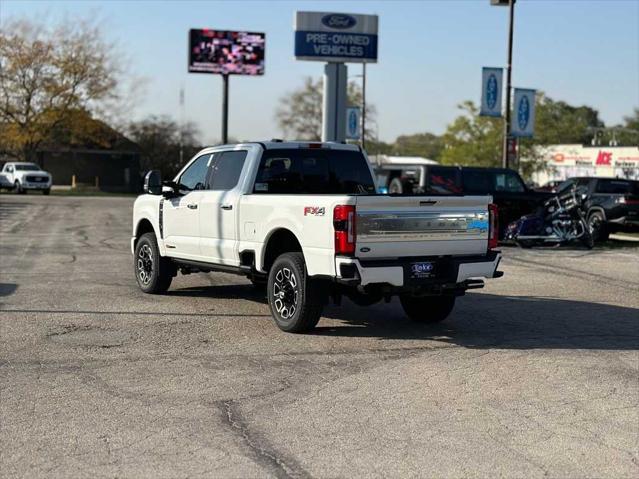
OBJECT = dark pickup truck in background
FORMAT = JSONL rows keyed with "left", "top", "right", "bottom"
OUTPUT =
{"left": 378, "top": 165, "right": 550, "bottom": 238}
{"left": 557, "top": 177, "right": 639, "bottom": 241}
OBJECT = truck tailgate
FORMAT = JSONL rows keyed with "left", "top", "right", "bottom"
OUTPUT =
{"left": 354, "top": 196, "right": 490, "bottom": 258}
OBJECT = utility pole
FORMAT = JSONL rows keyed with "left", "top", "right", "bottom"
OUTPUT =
{"left": 501, "top": 0, "right": 516, "bottom": 169}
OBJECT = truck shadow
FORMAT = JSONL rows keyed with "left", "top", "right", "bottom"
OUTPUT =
{"left": 315, "top": 293, "right": 639, "bottom": 351}
{"left": 166, "top": 283, "right": 267, "bottom": 303}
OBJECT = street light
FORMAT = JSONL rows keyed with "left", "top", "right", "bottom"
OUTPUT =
{"left": 492, "top": 0, "right": 516, "bottom": 169}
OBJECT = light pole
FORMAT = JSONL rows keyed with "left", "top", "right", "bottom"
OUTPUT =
{"left": 492, "top": 0, "right": 516, "bottom": 169}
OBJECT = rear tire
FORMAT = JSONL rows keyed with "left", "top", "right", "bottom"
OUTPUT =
{"left": 400, "top": 295, "right": 456, "bottom": 323}
{"left": 588, "top": 211, "right": 609, "bottom": 242}
{"left": 267, "top": 252, "right": 325, "bottom": 333}
{"left": 134, "top": 232, "right": 174, "bottom": 294}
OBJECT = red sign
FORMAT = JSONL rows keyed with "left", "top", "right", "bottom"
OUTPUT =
{"left": 595, "top": 150, "right": 613, "bottom": 166}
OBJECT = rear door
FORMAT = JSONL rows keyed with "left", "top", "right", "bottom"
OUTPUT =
{"left": 354, "top": 195, "right": 490, "bottom": 258}
{"left": 199, "top": 150, "right": 248, "bottom": 265}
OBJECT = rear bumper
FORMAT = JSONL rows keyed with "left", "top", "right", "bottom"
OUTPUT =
{"left": 334, "top": 251, "right": 502, "bottom": 289}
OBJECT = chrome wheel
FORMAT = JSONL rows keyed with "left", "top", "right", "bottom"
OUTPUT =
{"left": 137, "top": 243, "right": 154, "bottom": 285}
{"left": 272, "top": 267, "right": 298, "bottom": 320}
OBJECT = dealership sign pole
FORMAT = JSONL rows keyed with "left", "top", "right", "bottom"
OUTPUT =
{"left": 188, "top": 29, "right": 265, "bottom": 144}
{"left": 294, "top": 12, "right": 378, "bottom": 143}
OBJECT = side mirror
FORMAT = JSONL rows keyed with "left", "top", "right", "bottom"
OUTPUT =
{"left": 143, "top": 170, "right": 162, "bottom": 195}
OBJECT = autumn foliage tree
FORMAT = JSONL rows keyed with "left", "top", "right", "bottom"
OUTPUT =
{"left": 0, "top": 18, "right": 121, "bottom": 161}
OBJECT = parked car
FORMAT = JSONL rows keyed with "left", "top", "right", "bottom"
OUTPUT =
{"left": 1, "top": 162, "right": 52, "bottom": 194}
{"left": 556, "top": 177, "right": 639, "bottom": 241}
{"left": 377, "top": 164, "right": 550, "bottom": 238}
{"left": 0, "top": 173, "right": 14, "bottom": 191}
{"left": 132, "top": 141, "right": 503, "bottom": 333}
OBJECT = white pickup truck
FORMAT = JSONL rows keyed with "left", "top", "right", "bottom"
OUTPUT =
{"left": 132, "top": 141, "right": 502, "bottom": 332}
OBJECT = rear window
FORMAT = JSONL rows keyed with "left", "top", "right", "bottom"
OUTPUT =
{"left": 595, "top": 179, "right": 637, "bottom": 194}
{"left": 426, "top": 167, "right": 462, "bottom": 194}
{"left": 253, "top": 149, "right": 375, "bottom": 194}
{"left": 462, "top": 170, "right": 525, "bottom": 193}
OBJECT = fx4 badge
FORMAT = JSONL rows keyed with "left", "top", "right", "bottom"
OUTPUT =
{"left": 304, "top": 206, "right": 325, "bottom": 216}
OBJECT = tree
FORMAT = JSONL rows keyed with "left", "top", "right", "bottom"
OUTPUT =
{"left": 127, "top": 116, "right": 201, "bottom": 179}
{"left": 613, "top": 108, "right": 639, "bottom": 146}
{"left": 275, "top": 76, "right": 377, "bottom": 142}
{"left": 0, "top": 18, "right": 120, "bottom": 161}
{"left": 530, "top": 93, "right": 603, "bottom": 146}
{"left": 439, "top": 94, "right": 611, "bottom": 178}
{"left": 439, "top": 101, "right": 502, "bottom": 167}
{"left": 392, "top": 132, "right": 444, "bottom": 160}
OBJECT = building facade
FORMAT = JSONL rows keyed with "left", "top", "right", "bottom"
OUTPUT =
{"left": 531, "top": 144, "right": 639, "bottom": 186}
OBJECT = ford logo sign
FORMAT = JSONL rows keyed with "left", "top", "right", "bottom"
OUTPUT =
{"left": 518, "top": 95, "right": 530, "bottom": 131}
{"left": 321, "top": 14, "right": 357, "bottom": 29}
{"left": 486, "top": 74, "right": 498, "bottom": 110}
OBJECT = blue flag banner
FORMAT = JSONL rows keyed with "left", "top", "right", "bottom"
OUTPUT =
{"left": 511, "top": 88, "right": 536, "bottom": 137}
{"left": 480, "top": 67, "right": 503, "bottom": 117}
{"left": 346, "top": 107, "right": 361, "bottom": 140}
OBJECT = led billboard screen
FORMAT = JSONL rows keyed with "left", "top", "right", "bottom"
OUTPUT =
{"left": 189, "top": 29, "right": 265, "bottom": 75}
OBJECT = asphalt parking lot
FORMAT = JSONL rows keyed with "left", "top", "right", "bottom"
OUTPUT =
{"left": 1, "top": 194, "right": 638, "bottom": 478}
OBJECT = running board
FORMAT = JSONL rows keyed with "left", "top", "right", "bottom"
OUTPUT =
{"left": 172, "top": 258, "right": 252, "bottom": 276}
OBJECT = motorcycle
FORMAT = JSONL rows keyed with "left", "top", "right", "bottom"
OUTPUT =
{"left": 505, "top": 184, "right": 594, "bottom": 249}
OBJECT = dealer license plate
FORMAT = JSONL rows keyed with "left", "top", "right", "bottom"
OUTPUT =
{"left": 410, "top": 261, "right": 436, "bottom": 279}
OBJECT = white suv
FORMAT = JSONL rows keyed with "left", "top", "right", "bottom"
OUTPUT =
{"left": 1, "top": 162, "right": 52, "bottom": 194}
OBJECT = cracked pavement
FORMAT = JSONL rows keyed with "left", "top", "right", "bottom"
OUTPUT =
{"left": 1, "top": 195, "right": 638, "bottom": 478}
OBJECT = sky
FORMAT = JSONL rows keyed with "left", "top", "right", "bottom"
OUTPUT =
{"left": 2, "top": 0, "right": 638, "bottom": 144}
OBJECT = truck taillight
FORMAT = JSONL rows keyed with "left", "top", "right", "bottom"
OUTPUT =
{"left": 334, "top": 205, "right": 356, "bottom": 255}
{"left": 488, "top": 203, "right": 499, "bottom": 250}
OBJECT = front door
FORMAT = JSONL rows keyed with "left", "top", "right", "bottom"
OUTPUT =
{"left": 163, "top": 154, "right": 211, "bottom": 259}
{"left": 199, "top": 150, "right": 248, "bottom": 265}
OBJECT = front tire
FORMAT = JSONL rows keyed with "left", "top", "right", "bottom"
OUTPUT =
{"left": 43, "top": 188, "right": 50, "bottom": 195}
{"left": 267, "top": 252, "right": 325, "bottom": 333}
{"left": 134, "top": 232, "right": 174, "bottom": 294}
{"left": 400, "top": 295, "right": 456, "bottom": 323}
{"left": 14, "top": 181, "right": 25, "bottom": 194}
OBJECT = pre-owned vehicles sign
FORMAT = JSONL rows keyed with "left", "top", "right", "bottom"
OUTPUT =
{"left": 294, "top": 11, "right": 379, "bottom": 63}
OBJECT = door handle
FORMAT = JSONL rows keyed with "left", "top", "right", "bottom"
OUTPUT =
{"left": 220, "top": 204, "right": 233, "bottom": 210}
{"left": 187, "top": 203, "right": 198, "bottom": 210}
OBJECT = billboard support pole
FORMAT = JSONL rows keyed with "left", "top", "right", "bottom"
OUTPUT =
{"left": 322, "top": 62, "right": 347, "bottom": 142}
{"left": 502, "top": 0, "right": 516, "bottom": 169}
{"left": 222, "top": 73, "right": 229, "bottom": 144}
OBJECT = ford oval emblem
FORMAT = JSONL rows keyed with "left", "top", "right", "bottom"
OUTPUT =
{"left": 486, "top": 74, "right": 498, "bottom": 110}
{"left": 322, "top": 14, "right": 357, "bottom": 29}
{"left": 360, "top": 247, "right": 371, "bottom": 253}
{"left": 518, "top": 95, "right": 530, "bottom": 130}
